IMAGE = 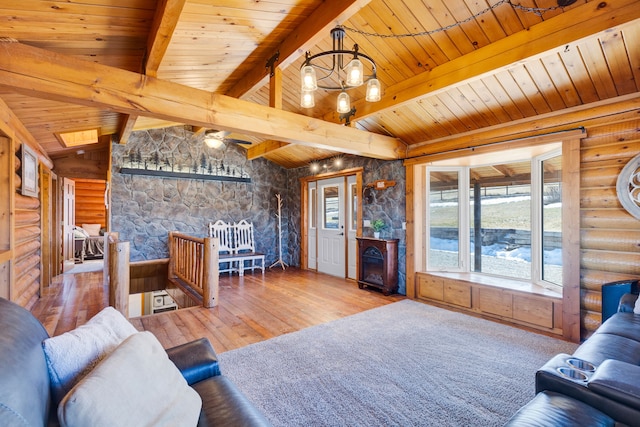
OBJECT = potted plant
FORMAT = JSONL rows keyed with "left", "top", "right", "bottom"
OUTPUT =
{"left": 371, "top": 219, "right": 385, "bottom": 239}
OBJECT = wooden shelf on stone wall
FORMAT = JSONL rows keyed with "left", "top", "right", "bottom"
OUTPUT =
{"left": 119, "top": 168, "right": 250, "bottom": 183}
{"left": 366, "top": 179, "right": 396, "bottom": 190}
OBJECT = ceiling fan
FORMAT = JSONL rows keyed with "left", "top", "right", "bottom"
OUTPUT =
{"left": 203, "top": 130, "right": 252, "bottom": 148}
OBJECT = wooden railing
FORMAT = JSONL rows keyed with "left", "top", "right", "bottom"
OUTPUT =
{"left": 168, "top": 232, "right": 219, "bottom": 308}
{"left": 106, "top": 231, "right": 219, "bottom": 318}
{"left": 105, "top": 232, "right": 130, "bottom": 316}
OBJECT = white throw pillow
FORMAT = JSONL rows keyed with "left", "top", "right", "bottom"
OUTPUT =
{"left": 42, "top": 306, "right": 138, "bottom": 406}
{"left": 73, "top": 226, "right": 89, "bottom": 239}
{"left": 82, "top": 223, "right": 102, "bottom": 237}
{"left": 58, "top": 331, "right": 202, "bottom": 427}
{"left": 634, "top": 294, "right": 640, "bottom": 315}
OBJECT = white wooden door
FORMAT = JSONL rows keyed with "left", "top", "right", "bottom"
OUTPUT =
{"left": 62, "top": 178, "right": 75, "bottom": 269}
{"left": 317, "top": 177, "right": 345, "bottom": 277}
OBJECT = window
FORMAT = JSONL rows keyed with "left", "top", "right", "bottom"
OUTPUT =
{"left": 425, "top": 144, "right": 562, "bottom": 289}
{"left": 469, "top": 160, "right": 531, "bottom": 280}
{"left": 310, "top": 187, "right": 317, "bottom": 229}
{"left": 350, "top": 183, "right": 357, "bottom": 231}
{"left": 323, "top": 185, "right": 339, "bottom": 229}
{"left": 539, "top": 154, "right": 563, "bottom": 286}
{"left": 428, "top": 168, "right": 463, "bottom": 271}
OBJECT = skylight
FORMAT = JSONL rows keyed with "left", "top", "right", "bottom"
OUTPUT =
{"left": 56, "top": 129, "right": 99, "bottom": 148}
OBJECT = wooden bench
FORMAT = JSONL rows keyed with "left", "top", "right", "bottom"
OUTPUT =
{"left": 208, "top": 220, "right": 265, "bottom": 276}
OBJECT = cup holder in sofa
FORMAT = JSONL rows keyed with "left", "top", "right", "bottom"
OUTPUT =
{"left": 566, "top": 358, "right": 596, "bottom": 373}
{"left": 557, "top": 366, "right": 588, "bottom": 382}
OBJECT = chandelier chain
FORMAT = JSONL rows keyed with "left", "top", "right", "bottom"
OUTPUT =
{"left": 341, "top": 0, "right": 561, "bottom": 39}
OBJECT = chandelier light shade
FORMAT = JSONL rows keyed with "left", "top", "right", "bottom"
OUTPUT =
{"left": 366, "top": 78, "right": 381, "bottom": 102}
{"left": 301, "top": 89, "right": 315, "bottom": 108}
{"left": 300, "top": 26, "right": 381, "bottom": 114}
{"left": 300, "top": 65, "right": 317, "bottom": 91}
{"left": 337, "top": 91, "right": 351, "bottom": 114}
{"left": 345, "top": 58, "right": 363, "bottom": 86}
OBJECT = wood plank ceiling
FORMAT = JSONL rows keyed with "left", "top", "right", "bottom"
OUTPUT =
{"left": 0, "top": 0, "right": 639, "bottom": 169}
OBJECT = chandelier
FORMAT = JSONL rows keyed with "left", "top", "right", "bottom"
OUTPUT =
{"left": 300, "top": 26, "right": 381, "bottom": 114}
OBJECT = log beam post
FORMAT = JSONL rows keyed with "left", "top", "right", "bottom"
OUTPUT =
{"left": 202, "top": 237, "right": 219, "bottom": 308}
{"left": 168, "top": 231, "right": 176, "bottom": 280}
{"left": 108, "top": 239, "right": 130, "bottom": 317}
{"left": 103, "top": 232, "right": 119, "bottom": 289}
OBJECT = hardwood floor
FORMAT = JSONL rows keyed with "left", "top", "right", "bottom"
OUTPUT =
{"left": 31, "top": 267, "right": 405, "bottom": 352}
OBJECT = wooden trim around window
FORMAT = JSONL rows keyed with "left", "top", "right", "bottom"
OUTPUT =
{"left": 561, "top": 137, "right": 582, "bottom": 342}
{"left": 404, "top": 130, "right": 585, "bottom": 342}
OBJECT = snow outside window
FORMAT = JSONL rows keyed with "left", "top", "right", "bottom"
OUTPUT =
{"left": 425, "top": 146, "right": 562, "bottom": 289}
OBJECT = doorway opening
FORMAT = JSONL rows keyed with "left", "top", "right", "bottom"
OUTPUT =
{"left": 300, "top": 168, "right": 363, "bottom": 279}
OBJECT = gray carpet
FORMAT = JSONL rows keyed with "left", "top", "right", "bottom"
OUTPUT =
{"left": 219, "top": 299, "right": 577, "bottom": 426}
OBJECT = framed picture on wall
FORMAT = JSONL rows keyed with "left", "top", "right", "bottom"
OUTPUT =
{"left": 21, "top": 144, "right": 38, "bottom": 198}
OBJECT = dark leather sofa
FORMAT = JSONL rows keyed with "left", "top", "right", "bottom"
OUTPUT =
{"left": 506, "top": 284, "right": 640, "bottom": 426}
{"left": 0, "top": 297, "right": 272, "bottom": 427}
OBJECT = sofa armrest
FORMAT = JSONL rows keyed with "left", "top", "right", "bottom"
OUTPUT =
{"left": 588, "top": 359, "right": 640, "bottom": 410}
{"left": 166, "top": 337, "right": 221, "bottom": 385}
{"left": 535, "top": 353, "right": 640, "bottom": 425}
{"left": 618, "top": 293, "right": 639, "bottom": 313}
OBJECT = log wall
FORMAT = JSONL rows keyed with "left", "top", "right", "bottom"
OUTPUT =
{"left": 74, "top": 178, "right": 107, "bottom": 228}
{"left": 580, "top": 113, "right": 640, "bottom": 337}
{"left": 51, "top": 147, "right": 109, "bottom": 181}
{"left": 14, "top": 142, "right": 41, "bottom": 308}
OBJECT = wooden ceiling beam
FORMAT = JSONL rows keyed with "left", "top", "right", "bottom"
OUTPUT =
{"left": 326, "top": 0, "right": 640, "bottom": 124}
{"left": 116, "top": 114, "right": 138, "bottom": 144}
{"left": 247, "top": 140, "right": 290, "bottom": 160}
{"left": 144, "top": 0, "right": 187, "bottom": 77}
{"left": 260, "top": 60, "right": 292, "bottom": 158}
{"left": 132, "top": 117, "right": 184, "bottom": 131}
{"left": 225, "top": 0, "right": 372, "bottom": 100}
{"left": 0, "top": 41, "right": 404, "bottom": 160}
{"left": 269, "top": 67, "right": 283, "bottom": 110}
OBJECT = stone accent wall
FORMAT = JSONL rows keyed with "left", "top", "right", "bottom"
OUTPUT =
{"left": 110, "top": 127, "right": 406, "bottom": 294}
{"left": 111, "top": 127, "right": 288, "bottom": 262}
{"left": 287, "top": 155, "right": 407, "bottom": 294}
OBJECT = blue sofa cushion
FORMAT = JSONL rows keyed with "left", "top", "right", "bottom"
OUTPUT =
{"left": 0, "top": 298, "right": 51, "bottom": 427}
{"left": 594, "top": 312, "right": 640, "bottom": 343}
{"left": 505, "top": 391, "right": 615, "bottom": 426}
{"left": 573, "top": 333, "right": 640, "bottom": 366}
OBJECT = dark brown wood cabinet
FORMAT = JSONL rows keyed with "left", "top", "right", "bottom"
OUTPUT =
{"left": 356, "top": 237, "right": 398, "bottom": 295}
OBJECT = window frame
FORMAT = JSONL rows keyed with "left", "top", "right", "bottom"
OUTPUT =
{"left": 404, "top": 130, "right": 583, "bottom": 342}
{"left": 425, "top": 166, "right": 468, "bottom": 273}
{"left": 423, "top": 144, "right": 563, "bottom": 290}
{"left": 533, "top": 149, "right": 563, "bottom": 289}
